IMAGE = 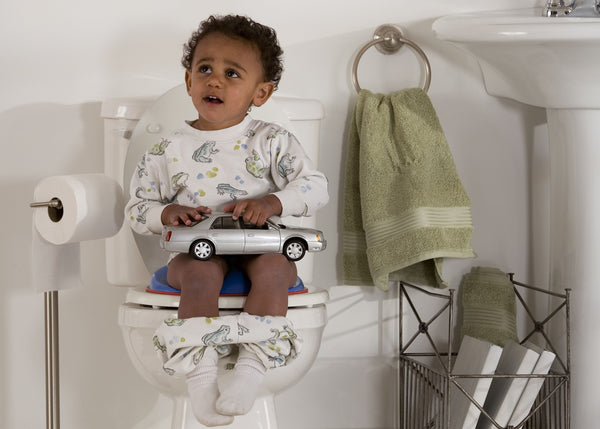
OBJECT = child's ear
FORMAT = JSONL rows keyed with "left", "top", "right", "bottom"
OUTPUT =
{"left": 185, "top": 70, "right": 192, "bottom": 95}
{"left": 252, "top": 82, "right": 275, "bottom": 107}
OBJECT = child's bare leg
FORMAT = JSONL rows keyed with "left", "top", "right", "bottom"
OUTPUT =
{"left": 167, "top": 253, "right": 228, "bottom": 319}
{"left": 167, "top": 254, "right": 231, "bottom": 425}
{"left": 217, "top": 254, "right": 296, "bottom": 416}
{"left": 242, "top": 253, "right": 297, "bottom": 316}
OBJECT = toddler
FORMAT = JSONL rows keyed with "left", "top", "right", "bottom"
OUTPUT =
{"left": 126, "top": 14, "right": 328, "bottom": 426}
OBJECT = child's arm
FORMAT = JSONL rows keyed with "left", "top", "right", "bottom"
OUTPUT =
{"left": 267, "top": 131, "right": 329, "bottom": 218}
{"left": 125, "top": 150, "right": 177, "bottom": 235}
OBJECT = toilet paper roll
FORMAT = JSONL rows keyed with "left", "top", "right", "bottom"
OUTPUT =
{"left": 33, "top": 174, "right": 124, "bottom": 245}
{"left": 31, "top": 174, "right": 125, "bottom": 292}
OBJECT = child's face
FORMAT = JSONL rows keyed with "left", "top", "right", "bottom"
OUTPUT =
{"left": 185, "top": 32, "right": 274, "bottom": 131}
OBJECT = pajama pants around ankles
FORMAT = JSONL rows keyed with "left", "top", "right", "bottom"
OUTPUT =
{"left": 153, "top": 312, "right": 302, "bottom": 376}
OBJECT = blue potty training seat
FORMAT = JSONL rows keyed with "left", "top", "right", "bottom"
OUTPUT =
{"left": 146, "top": 265, "right": 307, "bottom": 296}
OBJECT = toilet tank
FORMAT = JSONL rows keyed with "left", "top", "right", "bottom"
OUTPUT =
{"left": 101, "top": 85, "right": 325, "bottom": 288}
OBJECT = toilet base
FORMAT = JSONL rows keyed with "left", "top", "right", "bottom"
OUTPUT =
{"left": 118, "top": 301, "right": 328, "bottom": 429}
{"left": 130, "top": 392, "right": 279, "bottom": 429}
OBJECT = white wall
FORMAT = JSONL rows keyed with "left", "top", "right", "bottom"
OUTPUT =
{"left": 1, "top": 0, "right": 549, "bottom": 428}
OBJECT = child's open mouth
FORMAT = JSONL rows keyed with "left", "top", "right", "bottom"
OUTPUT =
{"left": 204, "top": 96, "right": 223, "bottom": 104}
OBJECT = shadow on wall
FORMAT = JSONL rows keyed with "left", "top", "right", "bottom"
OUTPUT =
{"left": 0, "top": 102, "right": 105, "bottom": 177}
{"left": 0, "top": 102, "right": 158, "bottom": 428}
{"left": 0, "top": 177, "right": 47, "bottom": 429}
{"left": 276, "top": 356, "right": 398, "bottom": 429}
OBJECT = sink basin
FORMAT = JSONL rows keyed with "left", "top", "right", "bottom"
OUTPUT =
{"left": 434, "top": 8, "right": 600, "bottom": 428}
{"left": 433, "top": 8, "right": 600, "bottom": 108}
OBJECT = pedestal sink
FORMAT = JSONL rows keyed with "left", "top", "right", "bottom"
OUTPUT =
{"left": 434, "top": 8, "right": 600, "bottom": 428}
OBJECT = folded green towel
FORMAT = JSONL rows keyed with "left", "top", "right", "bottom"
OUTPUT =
{"left": 343, "top": 88, "right": 475, "bottom": 290}
{"left": 460, "top": 267, "right": 518, "bottom": 347}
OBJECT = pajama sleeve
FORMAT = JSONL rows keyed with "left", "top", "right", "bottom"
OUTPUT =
{"left": 269, "top": 131, "right": 329, "bottom": 218}
{"left": 124, "top": 151, "right": 174, "bottom": 235}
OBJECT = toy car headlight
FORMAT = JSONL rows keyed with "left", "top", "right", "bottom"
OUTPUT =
{"left": 316, "top": 234, "right": 322, "bottom": 242}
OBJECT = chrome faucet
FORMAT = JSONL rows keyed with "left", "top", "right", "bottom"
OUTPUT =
{"left": 544, "top": 0, "right": 600, "bottom": 16}
{"left": 544, "top": 0, "right": 573, "bottom": 16}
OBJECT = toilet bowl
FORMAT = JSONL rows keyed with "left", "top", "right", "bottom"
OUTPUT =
{"left": 101, "top": 85, "right": 329, "bottom": 429}
{"left": 118, "top": 287, "right": 328, "bottom": 429}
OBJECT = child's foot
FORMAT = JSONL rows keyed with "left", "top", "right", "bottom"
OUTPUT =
{"left": 216, "top": 349, "right": 267, "bottom": 416}
{"left": 186, "top": 349, "right": 234, "bottom": 427}
{"left": 187, "top": 376, "right": 234, "bottom": 427}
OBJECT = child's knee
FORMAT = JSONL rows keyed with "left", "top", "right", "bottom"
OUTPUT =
{"left": 169, "top": 255, "right": 227, "bottom": 289}
{"left": 247, "top": 254, "right": 297, "bottom": 286}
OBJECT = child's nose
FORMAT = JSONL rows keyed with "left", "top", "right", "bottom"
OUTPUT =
{"left": 207, "top": 74, "right": 223, "bottom": 88}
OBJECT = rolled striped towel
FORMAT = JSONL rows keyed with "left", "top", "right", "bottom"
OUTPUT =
{"left": 460, "top": 267, "right": 518, "bottom": 347}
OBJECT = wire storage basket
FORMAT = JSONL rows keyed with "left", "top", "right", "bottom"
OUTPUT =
{"left": 397, "top": 275, "right": 571, "bottom": 429}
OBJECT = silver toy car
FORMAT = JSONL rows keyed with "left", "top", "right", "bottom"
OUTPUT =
{"left": 160, "top": 212, "right": 326, "bottom": 261}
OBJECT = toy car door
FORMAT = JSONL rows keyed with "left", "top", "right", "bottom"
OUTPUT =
{"left": 208, "top": 215, "right": 243, "bottom": 254}
{"left": 241, "top": 220, "right": 281, "bottom": 254}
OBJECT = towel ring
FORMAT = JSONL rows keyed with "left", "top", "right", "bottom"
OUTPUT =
{"left": 351, "top": 24, "right": 431, "bottom": 94}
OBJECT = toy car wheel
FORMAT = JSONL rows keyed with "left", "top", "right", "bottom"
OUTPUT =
{"left": 190, "top": 239, "right": 214, "bottom": 261}
{"left": 284, "top": 239, "right": 306, "bottom": 261}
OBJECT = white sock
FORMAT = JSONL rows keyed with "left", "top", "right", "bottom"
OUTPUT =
{"left": 186, "top": 347, "right": 234, "bottom": 427}
{"left": 216, "top": 347, "right": 267, "bottom": 416}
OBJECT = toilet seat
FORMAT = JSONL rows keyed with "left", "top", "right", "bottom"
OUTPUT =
{"left": 147, "top": 265, "right": 308, "bottom": 296}
{"left": 125, "top": 266, "right": 328, "bottom": 310}
{"left": 125, "top": 286, "right": 328, "bottom": 309}
{"left": 125, "top": 266, "right": 329, "bottom": 310}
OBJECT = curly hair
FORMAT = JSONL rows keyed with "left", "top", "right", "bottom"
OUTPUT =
{"left": 182, "top": 15, "right": 284, "bottom": 90}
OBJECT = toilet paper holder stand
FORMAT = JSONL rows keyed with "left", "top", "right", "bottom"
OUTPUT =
{"left": 30, "top": 199, "right": 62, "bottom": 429}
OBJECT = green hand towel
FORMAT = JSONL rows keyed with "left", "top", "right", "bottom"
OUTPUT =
{"left": 343, "top": 88, "right": 475, "bottom": 290}
{"left": 459, "top": 267, "right": 518, "bottom": 347}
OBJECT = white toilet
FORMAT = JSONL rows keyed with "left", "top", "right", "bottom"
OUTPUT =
{"left": 101, "top": 85, "right": 329, "bottom": 429}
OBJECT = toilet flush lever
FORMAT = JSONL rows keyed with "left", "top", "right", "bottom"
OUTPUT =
{"left": 146, "top": 123, "right": 162, "bottom": 134}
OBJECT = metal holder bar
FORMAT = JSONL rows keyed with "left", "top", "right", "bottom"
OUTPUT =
{"left": 30, "top": 199, "right": 63, "bottom": 209}
{"left": 31, "top": 198, "right": 64, "bottom": 223}
{"left": 45, "top": 291, "right": 60, "bottom": 429}
{"left": 31, "top": 199, "right": 62, "bottom": 429}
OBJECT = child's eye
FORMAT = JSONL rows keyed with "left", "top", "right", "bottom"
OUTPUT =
{"left": 226, "top": 69, "right": 240, "bottom": 78}
{"left": 199, "top": 65, "right": 211, "bottom": 74}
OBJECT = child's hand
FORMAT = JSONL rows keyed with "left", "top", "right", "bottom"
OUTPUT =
{"left": 224, "top": 195, "right": 282, "bottom": 226}
{"left": 161, "top": 204, "right": 212, "bottom": 226}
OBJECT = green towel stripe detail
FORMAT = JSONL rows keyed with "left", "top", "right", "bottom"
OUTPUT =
{"left": 343, "top": 231, "right": 367, "bottom": 251}
{"left": 463, "top": 309, "right": 518, "bottom": 329}
{"left": 365, "top": 206, "right": 472, "bottom": 244}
